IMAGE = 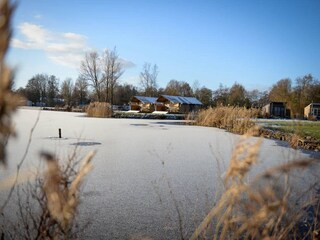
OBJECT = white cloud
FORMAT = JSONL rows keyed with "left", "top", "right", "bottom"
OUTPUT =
{"left": 11, "top": 38, "right": 32, "bottom": 49}
{"left": 11, "top": 22, "right": 89, "bottom": 68}
{"left": 18, "top": 22, "right": 50, "bottom": 47}
{"left": 11, "top": 22, "right": 135, "bottom": 71}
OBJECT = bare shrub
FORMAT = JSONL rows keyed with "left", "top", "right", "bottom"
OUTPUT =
{"left": 1, "top": 150, "right": 95, "bottom": 239}
{"left": 86, "top": 102, "right": 112, "bottom": 118}
{"left": 195, "top": 106, "right": 259, "bottom": 134}
{"left": 191, "top": 130, "right": 320, "bottom": 240}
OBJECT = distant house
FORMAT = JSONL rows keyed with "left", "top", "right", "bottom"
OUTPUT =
{"left": 304, "top": 103, "right": 320, "bottom": 120}
{"left": 262, "top": 102, "right": 290, "bottom": 118}
{"left": 155, "top": 95, "right": 202, "bottom": 113}
{"left": 130, "top": 96, "right": 157, "bottom": 113}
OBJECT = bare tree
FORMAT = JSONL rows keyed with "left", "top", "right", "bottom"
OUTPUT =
{"left": 195, "top": 87, "right": 213, "bottom": 107}
{"left": 113, "top": 83, "right": 138, "bottom": 105}
{"left": 139, "top": 62, "right": 158, "bottom": 97}
{"left": 61, "top": 78, "right": 74, "bottom": 106}
{"left": 228, "top": 82, "right": 249, "bottom": 107}
{"left": 164, "top": 79, "right": 193, "bottom": 96}
{"left": 102, "top": 47, "right": 124, "bottom": 105}
{"left": 80, "top": 51, "right": 103, "bottom": 101}
{"left": 47, "top": 75, "right": 59, "bottom": 107}
{"left": 292, "top": 74, "right": 315, "bottom": 117}
{"left": 269, "top": 78, "right": 292, "bottom": 103}
{"left": 73, "top": 76, "right": 88, "bottom": 106}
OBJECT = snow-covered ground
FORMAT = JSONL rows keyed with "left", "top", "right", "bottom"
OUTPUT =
{"left": 2, "top": 109, "right": 319, "bottom": 239}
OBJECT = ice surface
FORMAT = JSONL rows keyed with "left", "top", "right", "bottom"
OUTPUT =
{"left": 2, "top": 108, "right": 319, "bottom": 239}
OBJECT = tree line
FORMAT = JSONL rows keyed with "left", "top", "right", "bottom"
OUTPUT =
{"left": 15, "top": 48, "right": 320, "bottom": 116}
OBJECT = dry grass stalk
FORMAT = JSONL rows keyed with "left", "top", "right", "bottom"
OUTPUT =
{"left": 42, "top": 150, "right": 95, "bottom": 233}
{"left": 195, "top": 106, "right": 259, "bottom": 135}
{"left": 1, "top": 150, "right": 95, "bottom": 239}
{"left": 0, "top": 146, "right": 95, "bottom": 240}
{"left": 0, "top": 0, "right": 20, "bottom": 166}
{"left": 288, "top": 133, "right": 301, "bottom": 149}
{"left": 191, "top": 129, "right": 319, "bottom": 240}
{"left": 86, "top": 101, "right": 112, "bottom": 118}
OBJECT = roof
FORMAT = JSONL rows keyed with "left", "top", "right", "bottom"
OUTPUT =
{"left": 158, "top": 95, "right": 202, "bottom": 105}
{"left": 263, "top": 102, "right": 286, "bottom": 107}
{"left": 132, "top": 96, "right": 157, "bottom": 104}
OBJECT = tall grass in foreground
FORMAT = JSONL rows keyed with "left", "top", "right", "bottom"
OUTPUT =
{"left": 195, "top": 106, "right": 259, "bottom": 134}
{"left": 0, "top": 0, "right": 20, "bottom": 166}
{"left": 1, "top": 150, "right": 95, "bottom": 239}
{"left": 86, "top": 102, "right": 112, "bottom": 118}
{"left": 191, "top": 127, "right": 320, "bottom": 240}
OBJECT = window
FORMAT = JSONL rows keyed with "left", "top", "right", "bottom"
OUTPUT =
{"left": 274, "top": 106, "right": 284, "bottom": 117}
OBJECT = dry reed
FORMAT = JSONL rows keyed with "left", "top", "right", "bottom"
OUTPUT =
{"left": 195, "top": 106, "right": 259, "bottom": 135}
{"left": 86, "top": 102, "right": 112, "bottom": 118}
{"left": 42, "top": 150, "right": 95, "bottom": 233}
{"left": 191, "top": 127, "right": 319, "bottom": 240}
{"left": 0, "top": 0, "right": 20, "bottom": 166}
{"left": 1, "top": 150, "right": 95, "bottom": 239}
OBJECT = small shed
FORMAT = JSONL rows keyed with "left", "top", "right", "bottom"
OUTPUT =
{"left": 130, "top": 96, "right": 157, "bottom": 113}
{"left": 304, "top": 103, "right": 320, "bottom": 120}
{"left": 262, "top": 102, "right": 290, "bottom": 118}
{"left": 155, "top": 95, "right": 202, "bottom": 113}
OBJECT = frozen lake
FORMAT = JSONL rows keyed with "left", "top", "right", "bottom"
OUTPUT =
{"left": 2, "top": 109, "right": 319, "bottom": 239}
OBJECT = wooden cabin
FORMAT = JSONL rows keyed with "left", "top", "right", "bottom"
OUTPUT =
{"left": 304, "top": 103, "right": 320, "bottom": 120}
{"left": 130, "top": 96, "right": 157, "bottom": 113}
{"left": 155, "top": 95, "right": 202, "bottom": 114}
{"left": 262, "top": 102, "right": 290, "bottom": 118}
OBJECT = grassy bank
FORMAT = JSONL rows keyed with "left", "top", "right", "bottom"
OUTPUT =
{"left": 257, "top": 120, "right": 320, "bottom": 140}
{"left": 194, "top": 106, "right": 320, "bottom": 151}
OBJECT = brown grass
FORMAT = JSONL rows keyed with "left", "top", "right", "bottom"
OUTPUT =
{"left": 86, "top": 102, "right": 112, "bottom": 118}
{"left": 195, "top": 106, "right": 259, "bottom": 135}
{"left": 191, "top": 129, "right": 320, "bottom": 240}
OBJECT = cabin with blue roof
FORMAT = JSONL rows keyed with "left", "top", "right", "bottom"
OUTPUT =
{"left": 130, "top": 96, "right": 157, "bottom": 113}
{"left": 155, "top": 95, "right": 203, "bottom": 113}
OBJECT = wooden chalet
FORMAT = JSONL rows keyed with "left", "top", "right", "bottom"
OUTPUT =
{"left": 304, "top": 103, "right": 320, "bottom": 120}
{"left": 262, "top": 102, "right": 290, "bottom": 118}
{"left": 130, "top": 96, "right": 157, "bottom": 113}
{"left": 155, "top": 95, "right": 202, "bottom": 113}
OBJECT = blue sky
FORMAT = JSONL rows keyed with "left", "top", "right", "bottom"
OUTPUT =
{"left": 8, "top": 0, "right": 320, "bottom": 91}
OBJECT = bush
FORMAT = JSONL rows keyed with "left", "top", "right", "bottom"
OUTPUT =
{"left": 86, "top": 102, "right": 112, "bottom": 118}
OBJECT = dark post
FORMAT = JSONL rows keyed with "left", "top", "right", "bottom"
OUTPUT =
{"left": 59, "top": 128, "right": 61, "bottom": 138}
